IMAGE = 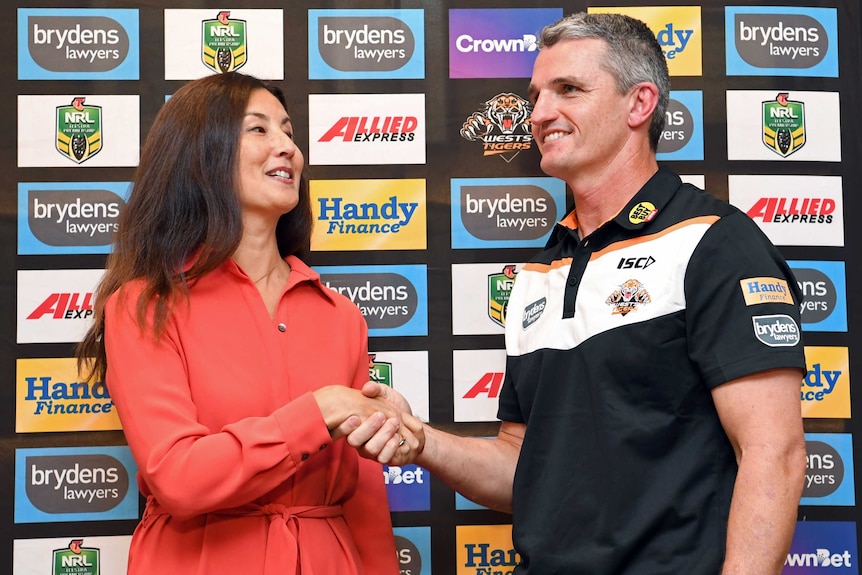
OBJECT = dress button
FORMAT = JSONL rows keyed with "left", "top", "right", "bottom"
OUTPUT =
{"left": 277, "top": 323, "right": 287, "bottom": 332}
{"left": 319, "top": 444, "right": 327, "bottom": 451}
{"left": 301, "top": 453, "right": 309, "bottom": 461}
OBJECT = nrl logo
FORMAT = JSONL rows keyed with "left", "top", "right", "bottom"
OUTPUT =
{"left": 762, "top": 92, "right": 805, "bottom": 157}
{"left": 606, "top": 279, "right": 651, "bottom": 316}
{"left": 488, "top": 265, "right": 518, "bottom": 327}
{"left": 56, "top": 97, "right": 102, "bottom": 164}
{"left": 369, "top": 354, "right": 393, "bottom": 387}
{"left": 202, "top": 11, "right": 247, "bottom": 73}
{"left": 461, "top": 93, "right": 533, "bottom": 163}
{"left": 53, "top": 539, "right": 99, "bottom": 575}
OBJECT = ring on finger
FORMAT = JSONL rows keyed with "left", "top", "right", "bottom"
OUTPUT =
{"left": 398, "top": 435, "right": 407, "bottom": 447}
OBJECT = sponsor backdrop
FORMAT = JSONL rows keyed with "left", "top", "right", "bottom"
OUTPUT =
{"left": 3, "top": 0, "right": 860, "bottom": 573}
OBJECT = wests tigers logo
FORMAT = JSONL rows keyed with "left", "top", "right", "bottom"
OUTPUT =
{"left": 460, "top": 92, "right": 533, "bottom": 163}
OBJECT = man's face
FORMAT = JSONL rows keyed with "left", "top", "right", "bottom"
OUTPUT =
{"left": 527, "top": 38, "right": 634, "bottom": 183}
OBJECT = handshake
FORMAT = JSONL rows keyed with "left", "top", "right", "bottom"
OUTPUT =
{"left": 313, "top": 381, "right": 425, "bottom": 466}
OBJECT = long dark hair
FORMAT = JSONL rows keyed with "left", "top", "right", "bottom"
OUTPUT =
{"left": 77, "top": 72, "right": 312, "bottom": 381}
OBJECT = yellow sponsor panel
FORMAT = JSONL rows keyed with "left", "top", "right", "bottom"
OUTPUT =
{"left": 588, "top": 6, "right": 702, "bottom": 76}
{"left": 16, "top": 358, "right": 120, "bottom": 433}
{"left": 311, "top": 179, "right": 427, "bottom": 251}
{"left": 739, "top": 277, "right": 794, "bottom": 305}
{"left": 801, "top": 346, "right": 850, "bottom": 418}
{"left": 456, "top": 524, "right": 519, "bottom": 574}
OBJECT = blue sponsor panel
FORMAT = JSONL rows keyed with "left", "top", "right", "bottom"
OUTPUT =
{"left": 15, "top": 446, "right": 139, "bottom": 523}
{"left": 308, "top": 9, "right": 424, "bottom": 79}
{"left": 18, "top": 181, "right": 129, "bottom": 255}
{"left": 789, "top": 260, "right": 847, "bottom": 332}
{"left": 801, "top": 433, "right": 854, "bottom": 506}
{"left": 448, "top": 8, "right": 563, "bottom": 79}
{"left": 314, "top": 264, "right": 428, "bottom": 337}
{"left": 725, "top": 6, "right": 838, "bottom": 77}
{"left": 385, "top": 464, "right": 430, "bottom": 512}
{"left": 18, "top": 8, "right": 140, "bottom": 80}
{"left": 451, "top": 177, "right": 567, "bottom": 249}
{"left": 393, "top": 526, "right": 432, "bottom": 575}
{"left": 455, "top": 492, "right": 487, "bottom": 511}
{"left": 784, "top": 521, "right": 857, "bottom": 572}
{"left": 656, "top": 91, "right": 703, "bottom": 161}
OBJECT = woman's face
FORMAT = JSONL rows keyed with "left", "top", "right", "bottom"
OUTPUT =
{"left": 236, "top": 88, "right": 304, "bottom": 221}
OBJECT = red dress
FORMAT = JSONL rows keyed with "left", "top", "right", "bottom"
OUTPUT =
{"left": 104, "top": 255, "right": 398, "bottom": 575}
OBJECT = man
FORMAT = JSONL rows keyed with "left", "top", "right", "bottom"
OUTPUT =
{"left": 352, "top": 12, "right": 807, "bottom": 575}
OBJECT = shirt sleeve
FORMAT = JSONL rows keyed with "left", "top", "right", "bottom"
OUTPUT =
{"left": 339, "top": 315, "right": 399, "bottom": 574}
{"left": 104, "top": 285, "right": 333, "bottom": 521}
{"left": 684, "top": 211, "right": 807, "bottom": 389}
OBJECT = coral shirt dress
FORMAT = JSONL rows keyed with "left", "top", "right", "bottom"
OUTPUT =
{"left": 103, "top": 255, "right": 398, "bottom": 575}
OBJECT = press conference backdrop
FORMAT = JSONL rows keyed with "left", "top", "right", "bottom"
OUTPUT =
{"left": 3, "top": 1, "right": 860, "bottom": 573}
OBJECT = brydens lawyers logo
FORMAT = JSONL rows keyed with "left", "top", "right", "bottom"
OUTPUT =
{"left": 53, "top": 539, "right": 99, "bottom": 575}
{"left": 309, "top": 9, "right": 424, "bottom": 79}
{"left": 316, "top": 264, "right": 428, "bottom": 337}
{"left": 56, "top": 97, "right": 101, "bottom": 163}
{"left": 19, "top": 9, "right": 138, "bottom": 80}
{"left": 201, "top": 11, "right": 246, "bottom": 73}
{"left": 726, "top": 6, "right": 838, "bottom": 77}
{"left": 460, "top": 93, "right": 532, "bottom": 163}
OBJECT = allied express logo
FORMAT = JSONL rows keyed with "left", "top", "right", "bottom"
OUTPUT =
{"left": 56, "top": 97, "right": 101, "bottom": 164}
{"left": 461, "top": 92, "right": 532, "bottom": 162}
{"left": 54, "top": 539, "right": 99, "bottom": 575}
{"left": 488, "top": 265, "right": 517, "bottom": 327}
{"left": 763, "top": 92, "right": 805, "bottom": 157}
{"left": 202, "top": 11, "right": 247, "bottom": 73}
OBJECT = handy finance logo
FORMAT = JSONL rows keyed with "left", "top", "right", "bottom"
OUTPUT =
{"left": 802, "top": 433, "right": 854, "bottom": 506}
{"left": 315, "top": 264, "right": 427, "bottom": 337}
{"left": 451, "top": 177, "right": 566, "bottom": 248}
{"left": 800, "top": 346, "right": 850, "bottom": 419}
{"left": 17, "top": 358, "right": 120, "bottom": 433}
{"left": 726, "top": 6, "right": 837, "bottom": 77}
{"left": 15, "top": 446, "right": 139, "bottom": 523}
{"left": 309, "top": 9, "right": 424, "bottom": 79}
{"left": 19, "top": 181, "right": 128, "bottom": 255}
{"left": 589, "top": 6, "right": 702, "bottom": 75}
{"left": 18, "top": 8, "right": 139, "bottom": 80}
{"left": 457, "top": 525, "right": 518, "bottom": 575}
{"left": 448, "top": 8, "right": 562, "bottom": 78}
{"left": 311, "top": 179, "right": 426, "bottom": 251}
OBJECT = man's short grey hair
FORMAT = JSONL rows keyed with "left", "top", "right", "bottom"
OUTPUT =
{"left": 538, "top": 12, "right": 670, "bottom": 150}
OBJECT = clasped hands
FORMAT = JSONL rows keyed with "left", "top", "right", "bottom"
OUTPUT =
{"left": 313, "top": 382, "right": 424, "bottom": 466}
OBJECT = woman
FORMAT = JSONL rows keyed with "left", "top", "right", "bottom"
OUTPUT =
{"left": 77, "top": 72, "right": 404, "bottom": 574}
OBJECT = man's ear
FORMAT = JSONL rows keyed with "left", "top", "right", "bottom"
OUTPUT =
{"left": 628, "top": 82, "right": 660, "bottom": 131}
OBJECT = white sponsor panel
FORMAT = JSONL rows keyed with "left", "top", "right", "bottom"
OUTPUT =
{"left": 453, "top": 349, "right": 506, "bottom": 422}
{"left": 452, "top": 263, "right": 525, "bottom": 335}
{"left": 17, "top": 95, "right": 139, "bottom": 167}
{"left": 728, "top": 175, "right": 844, "bottom": 247}
{"left": 309, "top": 93, "right": 426, "bottom": 165}
{"left": 14, "top": 535, "right": 131, "bottom": 574}
{"left": 163, "top": 9, "right": 283, "bottom": 80}
{"left": 680, "top": 174, "right": 705, "bottom": 188}
{"left": 726, "top": 90, "right": 841, "bottom": 161}
{"left": 369, "top": 350, "right": 430, "bottom": 421}
{"left": 18, "top": 269, "right": 104, "bottom": 344}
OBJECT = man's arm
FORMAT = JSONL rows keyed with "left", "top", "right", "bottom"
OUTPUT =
{"left": 347, "top": 383, "right": 524, "bottom": 513}
{"left": 712, "top": 368, "right": 807, "bottom": 575}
